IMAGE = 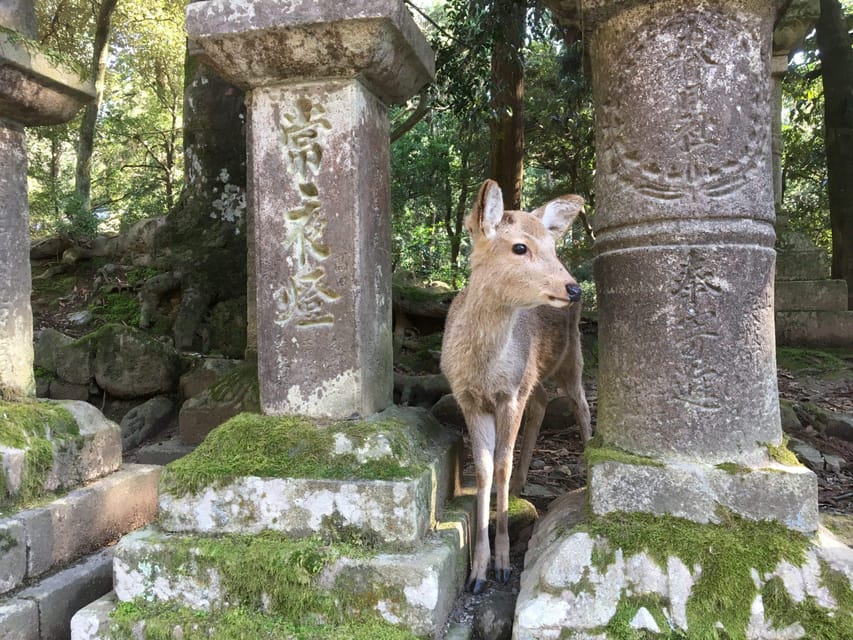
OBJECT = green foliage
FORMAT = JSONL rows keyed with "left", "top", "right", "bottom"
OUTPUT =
{"left": 88, "top": 291, "right": 141, "bottom": 325}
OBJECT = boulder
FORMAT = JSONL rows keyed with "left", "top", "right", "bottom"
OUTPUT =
{"left": 120, "top": 396, "right": 176, "bottom": 450}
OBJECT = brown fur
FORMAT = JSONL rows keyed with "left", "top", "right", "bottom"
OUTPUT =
{"left": 440, "top": 179, "right": 591, "bottom": 592}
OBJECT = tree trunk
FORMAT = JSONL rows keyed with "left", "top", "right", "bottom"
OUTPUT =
{"left": 488, "top": 0, "right": 526, "bottom": 210}
{"left": 150, "top": 51, "right": 248, "bottom": 353}
{"left": 817, "top": 0, "right": 853, "bottom": 308}
{"left": 74, "top": 0, "right": 118, "bottom": 217}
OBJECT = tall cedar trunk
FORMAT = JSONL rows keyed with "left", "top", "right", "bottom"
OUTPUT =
{"left": 817, "top": 0, "right": 853, "bottom": 308}
{"left": 488, "top": 0, "right": 526, "bottom": 210}
{"left": 154, "top": 52, "right": 247, "bottom": 352}
{"left": 74, "top": 0, "right": 118, "bottom": 214}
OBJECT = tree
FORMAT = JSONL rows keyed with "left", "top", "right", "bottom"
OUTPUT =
{"left": 74, "top": 0, "right": 119, "bottom": 230}
{"left": 488, "top": 0, "right": 526, "bottom": 209}
{"left": 816, "top": 0, "right": 853, "bottom": 308}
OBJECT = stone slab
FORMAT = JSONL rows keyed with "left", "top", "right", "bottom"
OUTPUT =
{"left": 775, "top": 279, "right": 849, "bottom": 312}
{"left": 70, "top": 591, "right": 117, "bottom": 640}
{"left": 0, "top": 32, "right": 95, "bottom": 126}
{"left": 588, "top": 459, "right": 818, "bottom": 534}
{"left": 0, "top": 598, "right": 39, "bottom": 640}
{"left": 51, "top": 400, "right": 122, "bottom": 489}
{"left": 130, "top": 439, "right": 195, "bottom": 466}
{"left": 18, "top": 548, "right": 114, "bottom": 640}
{"left": 515, "top": 491, "right": 853, "bottom": 640}
{"left": 0, "top": 519, "right": 26, "bottom": 595}
{"left": 776, "top": 311, "right": 853, "bottom": 348}
{"left": 13, "top": 464, "right": 160, "bottom": 580}
{"left": 113, "top": 503, "right": 472, "bottom": 638}
{"left": 186, "top": 0, "right": 434, "bottom": 104}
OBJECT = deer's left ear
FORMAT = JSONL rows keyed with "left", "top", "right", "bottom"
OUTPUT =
{"left": 532, "top": 195, "right": 585, "bottom": 239}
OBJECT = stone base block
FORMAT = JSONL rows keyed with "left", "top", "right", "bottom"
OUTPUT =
{"left": 109, "top": 501, "right": 472, "bottom": 638}
{"left": 52, "top": 401, "right": 123, "bottom": 486}
{"left": 10, "top": 548, "right": 114, "bottom": 640}
{"left": 776, "top": 311, "right": 853, "bottom": 348}
{"left": 775, "top": 279, "right": 849, "bottom": 312}
{"left": 588, "top": 459, "right": 818, "bottom": 534}
{"left": 515, "top": 491, "right": 853, "bottom": 640}
{"left": 159, "top": 406, "right": 462, "bottom": 544}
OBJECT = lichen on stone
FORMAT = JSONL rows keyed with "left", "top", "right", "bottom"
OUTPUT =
{"left": 584, "top": 435, "right": 665, "bottom": 469}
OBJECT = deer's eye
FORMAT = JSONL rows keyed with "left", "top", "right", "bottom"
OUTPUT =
{"left": 512, "top": 243, "right": 527, "bottom": 255}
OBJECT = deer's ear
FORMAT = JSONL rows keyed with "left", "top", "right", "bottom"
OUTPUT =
{"left": 466, "top": 179, "right": 504, "bottom": 239}
{"left": 533, "top": 195, "right": 584, "bottom": 239}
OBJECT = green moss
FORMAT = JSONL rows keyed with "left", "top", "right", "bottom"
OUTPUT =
{"left": 604, "top": 595, "right": 672, "bottom": 639}
{"left": 764, "top": 437, "right": 803, "bottom": 467}
{"left": 762, "top": 571, "right": 853, "bottom": 639}
{"left": 109, "top": 602, "right": 423, "bottom": 640}
{"left": 0, "top": 400, "right": 81, "bottom": 508}
{"left": 776, "top": 347, "right": 850, "bottom": 377}
{"left": 108, "top": 533, "right": 422, "bottom": 640}
{"left": 581, "top": 510, "right": 811, "bottom": 639}
{"left": 160, "top": 413, "right": 433, "bottom": 496}
{"left": 88, "top": 291, "right": 141, "bottom": 325}
{"left": 126, "top": 267, "right": 159, "bottom": 286}
{"left": 0, "top": 529, "right": 17, "bottom": 553}
{"left": 585, "top": 435, "right": 665, "bottom": 469}
{"left": 715, "top": 462, "right": 752, "bottom": 474}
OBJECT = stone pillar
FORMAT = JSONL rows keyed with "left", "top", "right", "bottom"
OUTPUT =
{"left": 0, "top": 14, "right": 94, "bottom": 399}
{"left": 587, "top": 0, "right": 817, "bottom": 530}
{"left": 186, "top": 1, "right": 434, "bottom": 418}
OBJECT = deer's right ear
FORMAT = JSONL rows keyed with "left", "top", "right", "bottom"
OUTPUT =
{"left": 466, "top": 179, "right": 504, "bottom": 240}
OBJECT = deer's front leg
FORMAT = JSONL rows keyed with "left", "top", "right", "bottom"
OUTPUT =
{"left": 494, "top": 401, "right": 525, "bottom": 583}
{"left": 466, "top": 412, "right": 496, "bottom": 594}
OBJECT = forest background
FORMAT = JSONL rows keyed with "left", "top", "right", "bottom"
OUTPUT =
{"left": 24, "top": 0, "right": 853, "bottom": 310}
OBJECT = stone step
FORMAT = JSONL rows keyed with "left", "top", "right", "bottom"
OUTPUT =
{"left": 775, "top": 279, "right": 849, "bottom": 312}
{"left": 158, "top": 406, "right": 463, "bottom": 544}
{"left": 776, "top": 310, "right": 853, "bottom": 348}
{"left": 1, "top": 400, "right": 122, "bottom": 510}
{"left": 75, "top": 498, "right": 474, "bottom": 639}
{"left": 1, "top": 464, "right": 160, "bottom": 595}
{"left": 1, "top": 547, "right": 113, "bottom": 640}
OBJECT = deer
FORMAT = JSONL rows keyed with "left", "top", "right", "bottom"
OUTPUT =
{"left": 440, "top": 179, "right": 592, "bottom": 594}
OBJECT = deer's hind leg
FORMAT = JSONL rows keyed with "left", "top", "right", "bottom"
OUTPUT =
{"left": 558, "top": 320, "right": 592, "bottom": 442}
{"left": 510, "top": 383, "right": 548, "bottom": 497}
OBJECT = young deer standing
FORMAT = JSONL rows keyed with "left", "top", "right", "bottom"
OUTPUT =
{"left": 441, "top": 179, "right": 592, "bottom": 593}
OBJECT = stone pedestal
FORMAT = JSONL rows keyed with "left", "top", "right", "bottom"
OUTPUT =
{"left": 186, "top": 0, "right": 434, "bottom": 418}
{"left": 0, "top": 20, "right": 94, "bottom": 399}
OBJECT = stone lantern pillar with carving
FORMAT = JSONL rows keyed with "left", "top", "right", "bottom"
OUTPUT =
{"left": 186, "top": 1, "right": 434, "bottom": 419}
{"left": 0, "top": 3, "right": 94, "bottom": 399}
{"left": 514, "top": 1, "right": 853, "bottom": 636}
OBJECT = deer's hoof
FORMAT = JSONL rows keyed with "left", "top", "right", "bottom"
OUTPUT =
{"left": 497, "top": 567, "right": 512, "bottom": 584}
{"left": 468, "top": 577, "right": 487, "bottom": 595}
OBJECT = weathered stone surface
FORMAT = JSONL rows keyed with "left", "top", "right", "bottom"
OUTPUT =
{"left": 0, "top": 519, "right": 26, "bottom": 594}
{"left": 160, "top": 412, "right": 460, "bottom": 543}
{"left": 131, "top": 438, "right": 195, "bottom": 466}
{"left": 788, "top": 436, "right": 846, "bottom": 473}
{"left": 177, "top": 387, "right": 251, "bottom": 446}
{"left": 186, "top": 0, "right": 434, "bottom": 105}
{"left": 16, "top": 464, "right": 160, "bottom": 579}
{"left": 70, "top": 590, "right": 117, "bottom": 640}
{"left": 54, "top": 338, "right": 95, "bottom": 385}
{"left": 18, "top": 548, "right": 114, "bottom": 640}
{"left": 0, "top": 599, "right": 39, "bottom": 640}
{"left": 0, "top": 122, "right": 34, "bottom": 400}
{"left": 120, "top": 396, "right": 175, "bottom": 449}
{"left": 0, "top": 0, "right": 37, "bottom": 37}
{"left": 90, "top": 325, "right": 182, "bottom": 398}
{"left": 178, "top": 357, "right": 241, "bottom": 399}
{"left": 777, "top": 310, "right": 853, "bottom": 348}
{"left": 473, "top": 590, "right": 515, "bottom": 640}
{"left": 113, "top": 518, "right": 469, "bottom": 638}
{"left": 33, "top": 328, "right": 74, "bottom": 373}
{"left": 515, "top": 496, "right": 853, "bottom": 640}
{"left": 48, "top": 380, "right": 90, "bottom": 401}
{"left": 775, "top": 279, "right": 849, "bottom": 312}
{"left": 52, "top": 400, "right": 122, "bottom": 486}
{"left": 0, "top": 32, "right": 95, "bottom": 126}
{"left": 588, "top": 459, "right": 818, "bottom": 534}
{"left": 430, "top": 393, "right": 465, "bottom": 429}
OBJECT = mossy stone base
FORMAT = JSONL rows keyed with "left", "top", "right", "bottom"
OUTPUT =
{"left": 588, "top": 456, "right": 818, "bottom": 534}
{"left": 158, "top": 406, "right": 462, "bottom": 544}
{"left": 0, "top": 399, "right": 120, "bottom": 511}
{"left": 105, "top": 499, "right": 472, "bottom": 639}
{"left": 515, "top": 490, "right": 853, "bottom": 639}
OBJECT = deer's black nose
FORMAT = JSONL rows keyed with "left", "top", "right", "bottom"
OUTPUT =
{"left": 566, "top": 284, "right": 582, "bottom": 302}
